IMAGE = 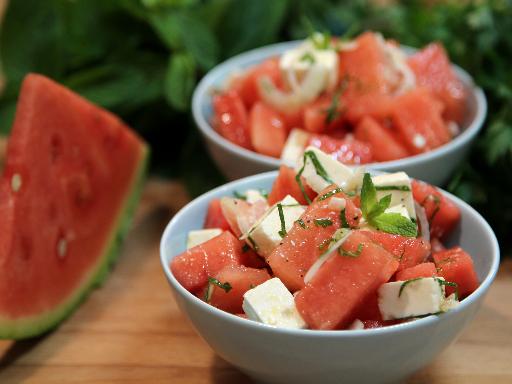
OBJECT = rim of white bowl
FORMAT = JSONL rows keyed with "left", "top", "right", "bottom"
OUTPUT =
{"left": 192, "top": 41, "right": 487, "bottom": 172}
{"left": 160, "top": 171, "right": 500, "bottom": 338}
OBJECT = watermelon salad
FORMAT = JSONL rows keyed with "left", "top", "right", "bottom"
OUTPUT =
{"left": 211, "top": 31, "right": 467, "bottom": 165}
{"left": 171, "top": 147, "right": 480, "bottom": 330}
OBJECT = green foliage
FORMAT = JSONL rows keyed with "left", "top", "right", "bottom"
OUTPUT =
{"left": 1, "top": 0, "right": 511, "bottom": 251}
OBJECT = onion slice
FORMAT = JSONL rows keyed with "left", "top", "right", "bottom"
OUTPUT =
{"left": 415, "top": 201, "right": 430, "bottom": 243}
{"left": 304, "top": 229, "right": 352, "bottom": 284}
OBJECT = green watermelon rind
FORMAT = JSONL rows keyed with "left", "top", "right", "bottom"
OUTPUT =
{"left": 0, "top": 144, "right": 150, "bottom": 339}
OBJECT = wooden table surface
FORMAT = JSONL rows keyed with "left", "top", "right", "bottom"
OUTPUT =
{"left": 0, "top": 179, "right": 511, "bottom": 384}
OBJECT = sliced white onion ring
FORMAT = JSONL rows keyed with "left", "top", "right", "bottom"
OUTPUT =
{"left": 415, "top": 201, "right": 430, "bottom": 243}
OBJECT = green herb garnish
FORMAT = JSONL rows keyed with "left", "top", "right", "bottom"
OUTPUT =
{"left": 208, "top": 277, "right": 232, "bottom": 292}
{"left": 296, "top": 218, "right": 307, "bottom": 229}
{"left": 375, "top": 185, "right": 411, "bottom": 192}
{"left": 314, "top": 218, "right": 333, "bottom": 227}
{"left": 340, "top": 208, "right": 349, "bottom": 228}
{"left": 360, "top": 173, "right": 417, "bottom": 237}
{"left": 242, "top": 244, "right": 250, "bottom": 253}
{"left": 318, "top": 187, "right": 344, "bottom": 201}
{"left": 338, "top": 243, "right": 363, "bottom": 258}
{"left": 247, "top": 236, "right": 258, "bottom": 251}
{"left": 295, "top": 150, "right": 334, "bottom": 204}
{"left": 277, "top": 203, "right": 287, "bottom": 238}
{"left": 435, "top": 278, "right": 459, "bottom": 300}
{"left": 398, "top": 278, "right": 423, "bottom": 297}
{"left": 300, "top": 52, "right": 316, "bottom": 63}
{"left": 310, "top": 31, "right": 331, "bottom": 50}
{"left": 233, "top": 191, "right": 246, "bottom": 200}
{"left": 318, "top": 238, "right": 334, "bottom": 251}
{"left": 325, "top": 76, "right": 349, "bottom": 124}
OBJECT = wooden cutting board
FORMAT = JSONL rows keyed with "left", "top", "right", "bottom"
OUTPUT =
{"left": 0, "top": 179, "right": 511, "bottom": 384}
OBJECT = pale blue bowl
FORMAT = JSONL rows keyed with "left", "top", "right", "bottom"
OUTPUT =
{"left": 192, "top": 41, "right": 487, "bottom": 185}
{"left": 160, "top": 171, "right": 499, "bottom": 384}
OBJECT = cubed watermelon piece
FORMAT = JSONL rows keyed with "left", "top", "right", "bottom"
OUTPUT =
{"left": 198, "top": 265, "right": 271, "bottom": 313}
{"left": 171, "top": 231, "right": 243, "bottom": 293}
{"left": 231, "top": 58, "right": 283, "bottom": 108}
{"left": 390, "top": 88, "right": 451, "bottom": 154}
{"left": 268, "top": 186, "right": 359, "bottom": 292}
{"left": 354, "top": 116, "right": 410, "bottom": 162}
{"left": 204, "top": 199, "right": 231, "bottom": 231}
{"left": 307, "top": 134, "right": 373, "bottom": 165}
{"left": 239, "top": 245, "right": 268, "bottom": 269}
{"left": 412, "top": 180, "right": 461, "bottom": 239}
{"left": 353, "top": 291, "right": 383, "bottom": 322}
{"left": 295, "top": 231, "right": 399, "bottom": 330}
{"left": 220, "top": 197, "right": 268, "bottom": 237}
{"left": 303, "top": 94, "right": 345, "bottom": 133}
{"left": 407, "top": 43, "right": 467, "bottom": 123}
{"left": 396, "top": 262, "right": 437, "bottom": 281}
{"left": 361, "top": 231, "right": 430, "bottom": 271}
{"left": 433, "top": 247, "right": 479, "bottom": 298}
{"left": 212, "top": 90, "right": 252, "bottom": 150}
{"left": 249, "top": 102, "right": 287, "bottom": 158}
{"left": 267, "top": 165, "right": 317, "bottom": 206}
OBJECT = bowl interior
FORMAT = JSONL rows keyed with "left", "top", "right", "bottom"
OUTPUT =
{"left": 160, "top": 171, "right": 500, "bottom": 335}
{"left": 192, "top": 41, "right": 487, "bottom": 170}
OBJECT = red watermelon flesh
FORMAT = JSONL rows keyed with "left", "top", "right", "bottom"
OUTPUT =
{"left": 395, "top": 262, "right": 437, "bottom": 281}
{"left": 433, "top": 247, "right": 479, "bottom": 298}
{"left": 171, "top": 231, "right": 244, "bottom": 294}
{"left": 212, "top": 90, "right": 252, "bottom": 150}
{"left": 407, "top": 43, "right": 467, "bottom": 124}
{"left": 267, "top": 165, "right": 317, "bottom": 206}
{"left": 0, "top": 74, "right": 148, "bottom": 338}
{"left": 267, "top": 186, "right": 358, "bottom": 292}
{"left": 307, "top": 134, "right": 373, "bottom": 165}
{"left": 353, "top": 291, "right": 383, "bottom": 322}
{"left": 204, "top": 199, "right": 231, "bottom": 231}
{"left": 295, "top": 231, "right": 399, "bottom": 330}
{"left": 360, "top": 231, "right": 430, "bottom": 271}
{"left": 198, "top": 265, "right": 271, "bottom": 314}
{"left": 412, "top": 180, "right": 461, "bottom": 240}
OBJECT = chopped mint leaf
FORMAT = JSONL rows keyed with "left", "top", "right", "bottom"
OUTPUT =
{"left": 314, "top": 218, "right": 333, "bottom": 227}
{"left": 338, "top": 243, "right": 363, "bottom": 258}
{"left": 398, "top": 278, "right": 423, "bottom": 297}
{"left": 318, "top": 187, "right": 345, "bottom": 201}
{"left": 318, "top": 237, "right": 334, "bottom": 251}
{"left": 296, "top": 218, "right": 307, "bottom": 229}
{"left": 233, "top": 191, "right": 247, "bottom": 200}
{"left": 375, "top": 185, "right": 411, "bottom": 192}
{"left": 361, "top": 173, "right": 378, "bottom": 219}
{"left": 340, "top": 208, "right": 349, "bottom": 228}
{"left": 242, "top": 244, "right": 250, "bottom": 253}
{"left": 247, "top": 236, "right": 259, "bottom": 251}
{"left": 435, "top": 278, "right": 459, "bottom": 300}
{"left": 300, "top": 52, "right": 316, "bottom": 63}
{"left": 203, "top": 283, "right": 214, "bottom": 303}
{"left": 277, "top": 203, "right": 287, "bottom": 238}
{"left": 372, "top": 213, "right": 418, "bottom": 237}
{"left": 295, "top": 150, "right": 333, "bottom": 204}
{"left": 325, "top": 76, "right": 349, "bottom": 124}
{"left": 207, "top": 277, "right": 232, "bottom": 293}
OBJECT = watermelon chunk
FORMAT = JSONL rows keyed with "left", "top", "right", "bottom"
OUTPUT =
{"left": 212, "top": 90, "right": 252, "bottom": 150}
{"left": 267, "top": 186, "right": 359, "bottom": 292}
{"left": 295, "top": 231, "right": 399, "bottom": 330}
{"left": 395, "top": 262, "right": 437, "bottom": 281}
{"left": 433, "top": 247, "right": 479, "bottom": 298}
{"left": 407, "top": 43, "right": 467, "bottom": 123}
{"left": 0, "top": 74, "right": 148, "bottom": 339}
{"left": 204, "top": 199, "right": 231, "bottom": 231}
{"left": 303, "top": 95, "right": 345, "bottom": 133}
{"left": 390, "top": 88, "right": 451, "bottom": 154}
{"left": 171, "top": 231, "right": 244, "bottom": 293}
{"left": 249, "top": 102, "right": 287, "bottom": 158}
{"left": 307, "top": 134, "right": 373, "bottom": 165}
{"left": 198, "top": 265, "right": 271, "bottom": 314}
{"left": 267, "top": 165, "right": 316, "bottom": 206}
{"left": 354, "top": 116, "right": 410, "bottom": 162}
{"left": 412, "top": 180, "right": 461, "bottom": 239}
{"left": 361, "top": 231, "right": 430, "bottom": 271}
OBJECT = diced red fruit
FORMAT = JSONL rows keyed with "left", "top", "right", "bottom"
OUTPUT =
{"left": 390, "top": 88, "right": 451, "bottom": 154}
{"left": 170, "top": 231, "right": 244, "bottom": 293}
{"left": 212, "top": 91, "right": 252, "bottom": 150}
{"left": 268, "top": 186, "right": 353, "bottom": 292}
{"left": 362, "top": 320, "right": 383, "bottom": 329}
{"left": 412, "top": 180, "right": 461, "bottom": 239}
{"left": 303, "top": 95, "right": 345, "bottom": 133}
{"left": 396, "top": 262, "right": 437, "bottom": 281}
{"left": 361, "top": 231, "right": 430, "bottom": 271}
{"left": 433, "top": 247, "right": 479, "bottom": 298}
{"left": 354, "top": 117, "right": 409, "bottom": 162}
{"left": 295, "top": 230, "right": 399, "bottom": 330}
{"left": 249, "top": 102, "right": 287, "bottom": 158}
{"left": 220, "top": 198, "right": 267, "bottom": 237}
{"left": 239, "top": 245, "right": 268, "bottom": 269}
{"left": 204, "top": 199, "right": 231, "bottom": 231}
{"left": 231, "top": 58, "right": 283, "bottom": 108}
{"left": 267, "top": 165, "right": 317, "bottom": 206}
{"left": 342, "top": 92, "right": 393, "bottom": 125}
{"left": 353, "top": 292, "right": 383, "bottom": 322}
{"left": 199, "top": 265, "right": 271, "bottom": 313}
{"left": 407, "top": 43, "right": 467, "bottom": 123}
{"left": 281, "top": 108, "right": 304, "bottom": 131}
{"left": 307, "top": 134, "right": 373, "bottom": 165}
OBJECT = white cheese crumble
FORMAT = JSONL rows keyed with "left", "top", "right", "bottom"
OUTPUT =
{"left": 186, "top": 229, "right": 223, "bottom": 249}
{"left": 281, "top": 129, "right": 311, "bottom": 167}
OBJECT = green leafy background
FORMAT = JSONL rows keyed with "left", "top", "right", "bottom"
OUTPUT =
{"left": 0, "top": 0, "right": 511, "bottom": 253}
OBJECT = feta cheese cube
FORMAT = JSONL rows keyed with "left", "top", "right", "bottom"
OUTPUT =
{"left": 371, "top": 172, "right": 416, "bottom": 219}
{"left": 296, "top": 146, "right": 354, "bottom": 193}
{"left": 186, "top": 228, "right": 223, "bottom": 249}
{"left": 241, "top": 195, "right": 305, "bottom": 258}
{"left": 245, "top": 189, "right": 267, "bottom": 204}
{"left": 281, "top": 129, "right": 311, "bottom": 166}
{"left": 378, "top": 277, "right": 446, "bottom": 320}
{"left": 243, "top": 278, "right": 307, "bottom": 329}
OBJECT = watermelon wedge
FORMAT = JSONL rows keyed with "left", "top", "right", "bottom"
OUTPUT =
{"left": 0, "top": 74, "right": 148, "bottom": 339}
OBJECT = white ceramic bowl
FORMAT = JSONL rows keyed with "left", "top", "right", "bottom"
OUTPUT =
{"left": 192, "top": 41, "right": 487, "bottom": 185}
{"left": 160, "top": 171, "right": 499, "bottom": 384}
